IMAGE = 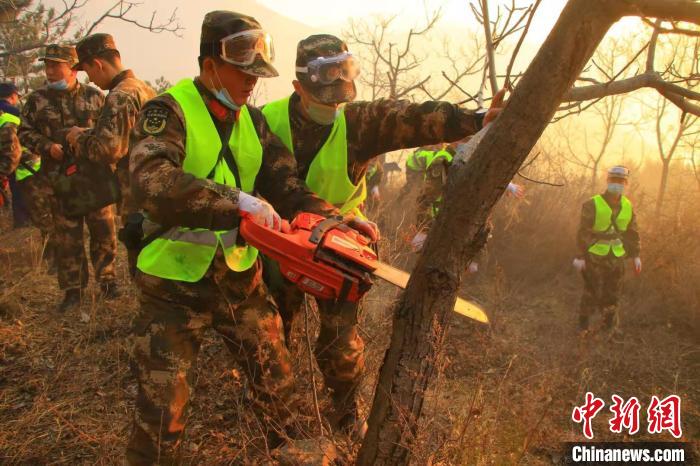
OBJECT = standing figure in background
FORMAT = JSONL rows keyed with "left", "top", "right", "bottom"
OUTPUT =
{"left": 0, "top": 82, "right": 31, "bottom": 228}
{"left": 0, "top": 83, "right": 57, "bottom": 270}
{"left": 66, "top": 33, "right": 156, "bottom": 279}
{"left": 19, "top": 44, "right": 114, "bottom": 313}
{"left": 411, "top": 140, "right": 525, "bottom": 273}
{"left": 573, "top": 165, "right": 641, "bottom": 339}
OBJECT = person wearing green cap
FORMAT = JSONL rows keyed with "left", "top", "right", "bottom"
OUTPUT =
{"left": 574, "top": 165, "right": 642, "bottom": 340}
{"left": 65, "top": 32, "right": 156, "bottom": 278}
{"left": 125, "top": 11, "right": 340, "bottom": 464}
{"left": 261, "top": 33, "right": 505, "bottom": 435}
{"left": 18, "top": 43, "right": 118, "bottom": 312}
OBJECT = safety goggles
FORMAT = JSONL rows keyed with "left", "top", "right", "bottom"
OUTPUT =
{"left": 295, "top": 52, "right": 360, "bottom": 84}
{"left": 220, "top": 29, "right": 275, "bottom": 66}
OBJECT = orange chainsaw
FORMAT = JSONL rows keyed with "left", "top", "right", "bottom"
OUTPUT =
{"left": 239, "top": 212, "right": 488, "bottom": 324}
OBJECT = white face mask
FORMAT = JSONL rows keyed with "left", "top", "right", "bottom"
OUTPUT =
{"left": 607, "top": 182, "right": 625, "bottom": 195}
{"left": 210, "top": 66, "right": 240, "bottom": 111}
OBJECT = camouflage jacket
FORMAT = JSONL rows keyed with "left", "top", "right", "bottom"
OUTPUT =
{"left": 577, "top": 193, "right": 641, "bottom": 258}
{"left": 282, "top": 92, "right": 482, "bottom": 185}
{"left": 129, "top": 78, "right": 336, "bottom": 231}
{"left": 18, "top": 82, "right": 104, "bottom": 172}
{"left": 73, "top": 69, "right": 156, "bottom": 166}
{"left": 0, "top": 122, "right": 21, "bottom": 178}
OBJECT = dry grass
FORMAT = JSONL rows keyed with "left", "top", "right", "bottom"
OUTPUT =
{"left": 0, "top": 161, "right": 698, "bottom": 464}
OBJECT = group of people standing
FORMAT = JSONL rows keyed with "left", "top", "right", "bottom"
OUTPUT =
{"left": 0, "top": 8, "right": 642, "bottom": 464}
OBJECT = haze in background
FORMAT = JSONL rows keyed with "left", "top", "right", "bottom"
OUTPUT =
{"left": 40, "top": 0, "right": 681, "bottom": 168}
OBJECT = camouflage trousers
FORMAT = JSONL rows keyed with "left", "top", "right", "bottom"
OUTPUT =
{"left": 579, "top": 254, "right": 625, "bottom": 331}
{"left": 54, "top": 204, "right": 117, "bottom": 290}
{"left": 126, "top": 252, "right": 295, "bottom": 466}
{"left": 262, "top": 256, "right": 365, "bottom": 422}
{"left": 17, "top": 174, "right": 57, "bottom": 264}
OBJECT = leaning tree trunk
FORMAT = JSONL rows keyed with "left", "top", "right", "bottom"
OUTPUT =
{"left": 357, "top": 1, "right": 700, "bottom": 464}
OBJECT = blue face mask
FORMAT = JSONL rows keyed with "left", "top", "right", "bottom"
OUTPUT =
{"left": 305, "top": 100, "right": 342, "bottom": 125}
{"left": 47, "top": 79, "right": 69, "bottom": 91}
{"left": 607, "top": 182, "right": 625, "bottom": 195}
{"left": 211, "top": 68, "right": 240, "bottom": 111}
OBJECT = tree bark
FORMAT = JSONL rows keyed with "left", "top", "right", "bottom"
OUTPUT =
{"left": 357, "top": 1, "right": 700, "bottom": 464}
{"left": 357, "top": 0, "right": 624, "bottom": 464}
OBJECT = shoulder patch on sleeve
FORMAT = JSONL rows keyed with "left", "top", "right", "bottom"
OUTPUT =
{"left": 143, "top": 106, "right": 169, "bottom": 135}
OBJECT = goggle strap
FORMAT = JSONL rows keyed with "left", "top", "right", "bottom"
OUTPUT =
{"left": 295, "top": 66, "right": 309, "bottom": 73}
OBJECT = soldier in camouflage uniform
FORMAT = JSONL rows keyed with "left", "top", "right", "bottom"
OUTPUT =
{"left": 66, "top": 33, "right": 156, "bottom": 279}
{"left": 260, "top": 35, "right": 504, "bottom": 433}
{"left": 574, "top": 165, "right": 641, "bottom": 338}
{"left": 18, "top": 44, "right": 116, "bottom": 312}
{"left": 126, "top": 11, "right": 338, "bottom": 464}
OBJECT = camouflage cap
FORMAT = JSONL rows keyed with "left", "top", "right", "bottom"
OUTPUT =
{"left": 39, "top": 44, "right": 78, "bottom": 67}
{"left": 199, "top": 10, "right": 278, "bottom": 78}
{"left": 74, "top": 33, "right": 119, "bottom": 70}
{"left": 295, "top": 34, "right": 356, "bottom": 105}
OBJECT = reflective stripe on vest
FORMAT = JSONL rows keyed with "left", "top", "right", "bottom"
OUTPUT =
{"left": 16, "top": 158, "right": 41, "bottom": 181}
{"left": 262, "top": 96, "right": 366, "bottom": 216}
{"left": 137, "top": 79, "right": 262, "bottom": 282}
{"left": 0, "top": 112, "right": 20, "bottom": 127}
{"left": 588, "top": 194, "right": 632, "bottom": 257}
{"left": 0, "top": 113, "right": 39, "bottom": 181}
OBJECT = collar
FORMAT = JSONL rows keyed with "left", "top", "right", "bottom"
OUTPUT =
{"left": 194, "top": 77, "right": 239, "bottom": 123}
{"left": 603, "top": 191, "right": 621, "bottom": 205}
{"left": 108, "top": 69, "right": 135, "bottom": 91}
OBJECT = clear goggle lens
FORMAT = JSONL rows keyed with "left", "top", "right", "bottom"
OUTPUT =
{"left": 296, "top": 52, "right": 360, "bottom": 84}
{"left": 220, "top": 29, "right": 275, "bottom": 66}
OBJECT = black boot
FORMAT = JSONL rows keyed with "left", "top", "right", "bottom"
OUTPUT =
{"left": 57, "top": 289, "right": 81, "bottom": 313}
{"left": 100, "top": 281, "right": 120, "bottom": 300}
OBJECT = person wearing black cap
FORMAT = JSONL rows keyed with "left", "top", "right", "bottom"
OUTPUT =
{"left": 18, "top": 44, "right": 117, "bottom": 313}
{"left": 260, "top": 33, "right": 505, "bottom": 435}
{"left": 65, "top": 33, "right": 156, "bottom": 279}
{"left": 125, "top": 11, "right": 340, "bottom": 463}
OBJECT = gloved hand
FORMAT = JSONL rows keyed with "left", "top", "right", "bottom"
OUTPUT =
{"left": 468, "top": 261, "right": 479, "bottom": 274}
{"left": 370, "top": 185, "right": 380, "bottom": 201}
{"left": 238, "top": 191, "right": 281, "bottom": 231}
{"left": 507, "top": 182, "right": 525, "bottom": 199}
{"left": 349, "top": 217, "right": 380, "bottom": 243}
{"left": 411, "top": 231, "right": 427, "bottom": 252}
{"left": 573, "top": 258, "right": 586, "bottom": 272}
{"left": 633, "top": 257, "right": 642, "bottom": 275}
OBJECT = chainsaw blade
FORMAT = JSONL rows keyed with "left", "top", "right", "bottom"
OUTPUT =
{"left": 372, "top": 262, "right": 489, "bottom": 324}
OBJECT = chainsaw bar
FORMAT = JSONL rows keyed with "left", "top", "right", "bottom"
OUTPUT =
{"left": 372, "top": 262, "right": 489, "bottom": 324}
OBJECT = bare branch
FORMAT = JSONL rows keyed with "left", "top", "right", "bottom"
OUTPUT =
{"left": 642, "top": 18, "right": 700, "bottom": 36}
{"left": 504, "top": 0, "right": 541, "bottom": 88}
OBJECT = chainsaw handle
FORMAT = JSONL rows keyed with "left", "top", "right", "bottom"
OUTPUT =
{"left": 309, "top": 215, "right": 345, "bottom": 244}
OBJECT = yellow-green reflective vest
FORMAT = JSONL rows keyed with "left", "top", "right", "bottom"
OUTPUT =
{"left": 136, "top": 79, "right": 262, "bottom": 282}
{"left": 588, "top": 194, "right": 632, "bottom": 257}
{"left": 406, "top": 149, "right": 432, "bottom": 172}
{"left": 425, "top": 149, "right": 454, "bottom": 217}
{"left": 262, "top": 96, "right": 366, "bottom": 216}
{"left": 0, "top": 113, "right": 39, "bottom": 181}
